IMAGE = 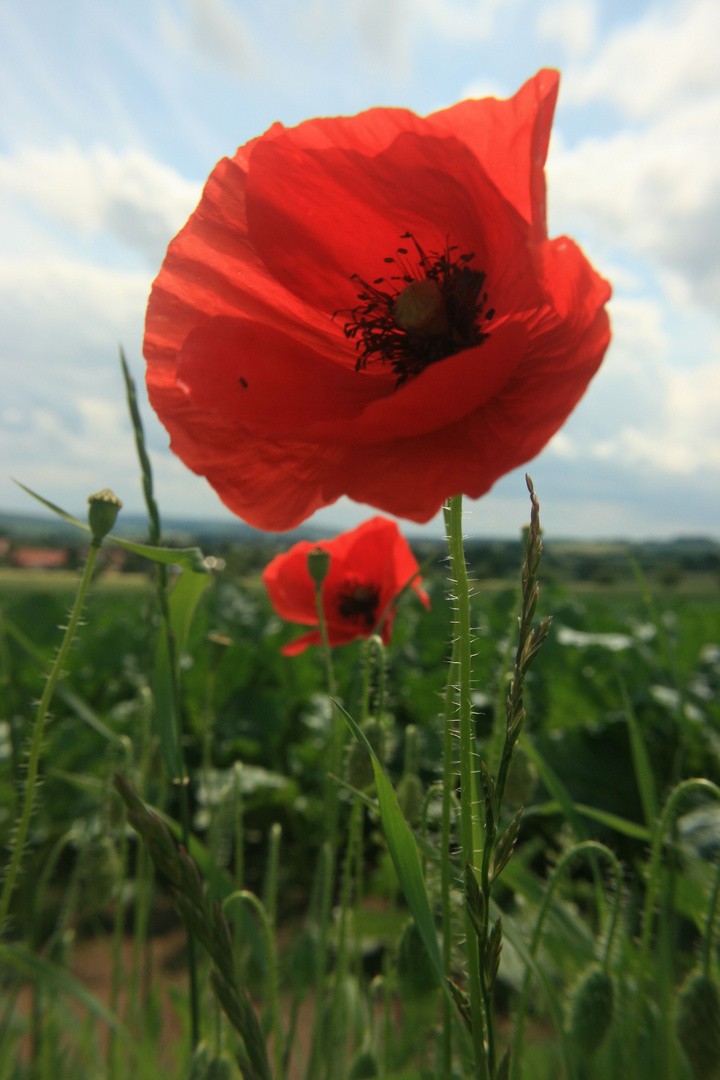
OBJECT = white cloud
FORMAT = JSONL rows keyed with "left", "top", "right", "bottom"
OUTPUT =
{"left": 548, "top": 94, "right": 720, "bottom": 312}
{"left": 161, "top": 0, "right": 261, "bottom": 78}
{"left": 537, "top": 0, "right": 597, "bottom": 59}
{"left": 0, "top": 143, "right": 201, "bottom": 266}
{"left": 563, "top": 0, "right": 720, "bottom": 119}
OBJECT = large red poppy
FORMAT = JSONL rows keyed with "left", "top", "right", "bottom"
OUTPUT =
{"left": 262, "top": 516, "right": 430, "bottom": 655}
{"left": 144, "top": 69, "right": 611, "bottom": 532}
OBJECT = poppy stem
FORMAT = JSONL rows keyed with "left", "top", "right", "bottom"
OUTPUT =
{"left": 0, "top": 538, "right": 101, "bottom": 931}
{"left": 444, "top": 495, "right": 490, "bottom": 1080}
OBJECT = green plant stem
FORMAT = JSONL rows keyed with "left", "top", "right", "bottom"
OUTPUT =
{"left": 444, "top": 495, "right": 488, "bottom": 1080}
{"left": 440, "top": 639, "right": 458, "bottom": 1080}
{"left": 0, "top": 541, "right": 101, "bottom": 931}
{"left": 108, "top": 803, "right": 128, "bottom": 1080}
{"left": 511, "top": 840, "right": 622, "bottom": 1080}
{"left": 305, "top": 841, "right": 333, "bottom": 1080}
{"left": 328, "top": 796, "right": 362, "bottom": 1078}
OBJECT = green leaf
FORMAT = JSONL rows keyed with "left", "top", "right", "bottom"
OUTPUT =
{"left": 153, "top": 569, "right": 210, "bottom": 781}
{"left": 523, "top": 800, "right": 652, "bottom": 841}
{"left": 168, "top": 566, "right": 211, "bottom": 656}
{"left": 110, "top": 536, "right": 208, "bottom": 574}
{"left": 12, "top": 479, "right": 208, "bottom": 573}
{"left": 335, "top": 699, "right": 466, "bottom": 1035}
{"left": 619, "top": 674, "right": 660, "bottom": 830}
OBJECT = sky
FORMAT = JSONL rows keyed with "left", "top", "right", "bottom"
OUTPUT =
{"left": 1, "top": 0, "right": 719, "bottom": 540}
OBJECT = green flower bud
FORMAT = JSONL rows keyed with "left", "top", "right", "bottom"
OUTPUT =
{"left": 677, "top": 971, "right": 720, "bottom": 1080}
{"left": 87, "top": 488, "right": 122, "bottom": 542}
{"left": 307, "top": 546, "right": 330, "bottom": 587}
{"left": 397, "top": 919, "right": 439, "bottom": 1002}
{"left": 566, "top": 963, "right": 615, "bottom": 1059}
{"left": 348, "top": 1048, "right": 379, "bottom": 1079}
{"left": 396, "top": 772, "right": 423, "bottom": 827}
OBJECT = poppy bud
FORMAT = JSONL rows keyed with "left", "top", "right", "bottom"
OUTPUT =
{"left": 87, "top": 488, "right": 122, "bottom": 542}
{"left": 676, "top": 971, "right": 720, "bottom": 1080}
{"left": 566, "top": 963, "right": 615, "bottom": 1059}
{"left": 396, "top": 772, "right": 423, "bottom": 827}
{"left": 307, "top": 546, "right": 331, "bottom": 587}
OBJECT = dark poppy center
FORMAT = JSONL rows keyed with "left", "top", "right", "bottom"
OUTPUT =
{"left": 341, "top": 233, "right": 494, "bottom": 385}
{"left": 336, "top": 582, "right": 381, "bottom": 628}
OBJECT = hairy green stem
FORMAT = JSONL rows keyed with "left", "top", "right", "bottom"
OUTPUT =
{"left": 444, "top": 495, "right": 488, "bottom": 1080}
{"left": 0, "top": 541, "right": 101, "bottom": 930}
{"left": 440, "top": 639, "right": 458, "bottom": 1079}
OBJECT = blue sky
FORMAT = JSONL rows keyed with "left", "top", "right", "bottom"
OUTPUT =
{"left": 1, "top": 0, "right": 719, "bottom": 539}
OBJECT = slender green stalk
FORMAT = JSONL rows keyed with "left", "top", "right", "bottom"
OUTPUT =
{"left": 305, "top": 841, "right": 333, "bottom": 1080}
{"left": 440, "top": 639, "right": 459, "bottom": 1079}
{"left": 264, "top": 822, "right": 282, "bottom": 934}
{"left": 233, "top": 762, "right": 245, "bottom": 982}
{"left": 328, "top": 797, "right": 362, "bottom": 1078}
{"left": 444, "top": 495, "right": 488, "bottom": 1079}
{"left": 121, "top": 352, "right": 201, "bottom": 1046}
{"left": 0, "top": 541, "right": 101, "bottom": 930}
{"left": 108, "top": 802, "right": 128, "bottom": 1080}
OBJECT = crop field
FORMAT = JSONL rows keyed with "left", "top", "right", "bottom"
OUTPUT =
{"left": 1, "top": 535, "right": 719, "bottom": 1080}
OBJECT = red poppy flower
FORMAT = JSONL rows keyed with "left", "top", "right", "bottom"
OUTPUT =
{"left": 144, "top": 69, "right": 611, "bottom": 532}
{"left": 262, "top": 516, "right": 430, "bottom": 655}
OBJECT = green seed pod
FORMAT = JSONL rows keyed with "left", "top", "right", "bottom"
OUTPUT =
{"left": 396, "top": 772, "right": 423, "bottom": 826}
{"left": 677, "top": 971, "right": 720, "bottom": 1080}
{"left": 87, "top": 488, "right": 122, "bottom": 542}
{"left": 347, "top": 717, "right": 386, "bottom": 790}
{"left": 397, "top": 919, "right": 439, "bottom": 1002}
{"left": 348, "top": 1048, "right": 379, "bottom": 1079}
{"left": 83, "top": 835, "right": 120, "bottom": 911}
{"left": 566, "top": 963, "right": 615, "bottom": 1059}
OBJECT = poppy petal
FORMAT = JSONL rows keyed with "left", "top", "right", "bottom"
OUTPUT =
{"left": 428, "top": 69, "right": 559, "bottom": 241}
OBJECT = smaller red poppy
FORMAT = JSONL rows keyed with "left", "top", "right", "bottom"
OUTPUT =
{"left": 262, "top": 517, "right": 430, "bottom": 656}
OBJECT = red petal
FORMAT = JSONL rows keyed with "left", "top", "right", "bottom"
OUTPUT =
{"left": 176, "top": 316, "right": 394, "bottom": 435}
{"left": 302, "top": 319, "right": 528, "bottom": 443}
{"left": 245, "top": 131, "right": 538, "bottom": 317}
{"left": 428, "top": 69, "right": 559, "bottom": 242}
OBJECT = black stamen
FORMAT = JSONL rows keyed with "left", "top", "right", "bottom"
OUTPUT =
{"left": 337, "top": 583, "right": 381, "bottom": 627}
{"left": 340, "top": 233, "right": 493, "bottom": 385}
